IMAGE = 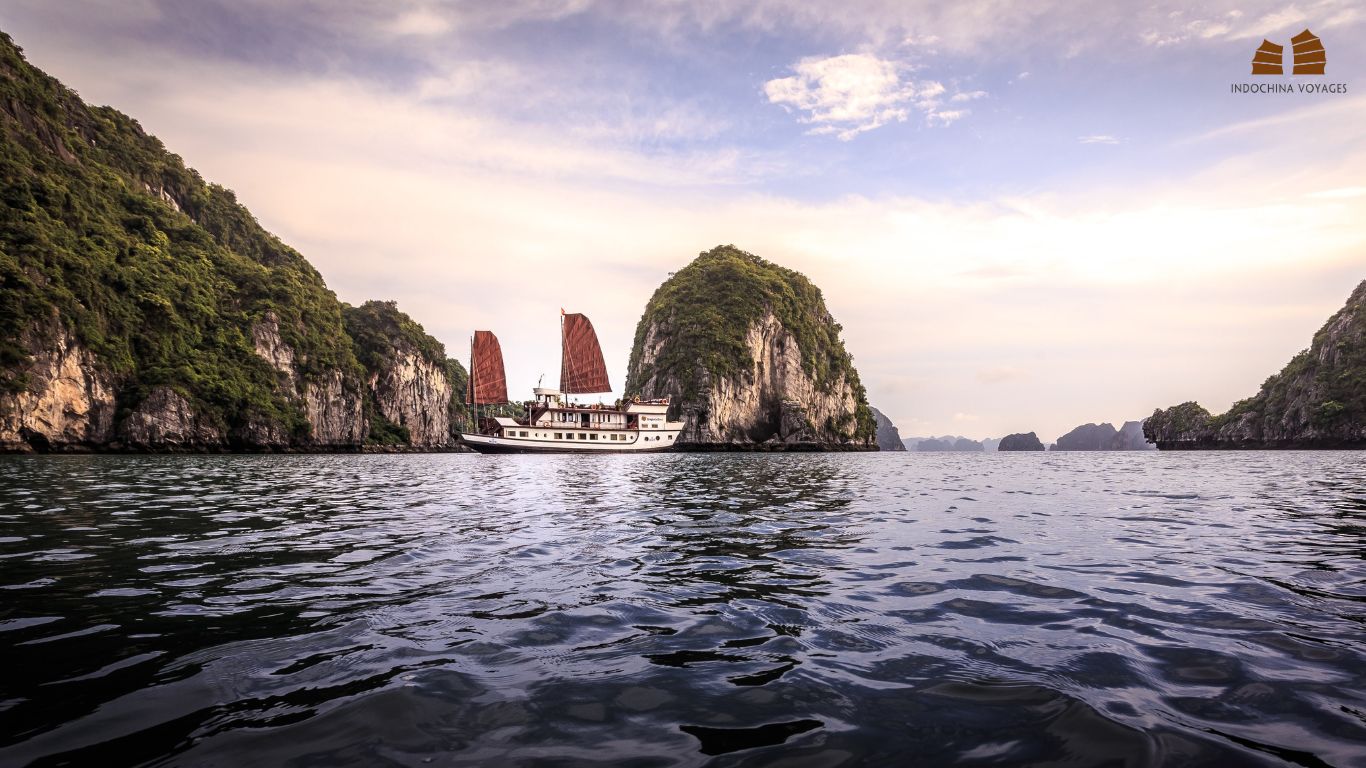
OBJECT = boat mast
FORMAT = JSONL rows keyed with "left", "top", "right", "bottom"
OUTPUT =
{"left": 560, "top": 310, "right": 565, "bottom": 407}
{"left": 469, "top": 333, "right": 477, "bottom": 436}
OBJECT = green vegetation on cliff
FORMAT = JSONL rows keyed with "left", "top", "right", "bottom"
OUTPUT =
{"left": 625, "top": 245, "right": 875, "bottom": 441}
{"left": 1146, "top": 280, "right": 1366, "bottom": 448}
{"left": 342, "top": 300, "right": 468, "bottom": 445}
{"left": 0, "top": 31, "right": 355, "bottom": 436}
{"left": 0, "top": 31, "right": 462, "bottom": 447}
{"left": 626, "top": 246, "right": 857, "bottom": 390}
{"left": 343, "top": 300, "right": 449, "bottom": 374}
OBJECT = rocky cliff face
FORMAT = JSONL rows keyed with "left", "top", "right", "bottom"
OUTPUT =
{"left": 626, "top": 246, "right": 876, "bottom": 450}
{"left": 1053, "top": 422, "right": 1118, "bottom": 451}
{"left": 303, "top": 370, "right": 367, "bottom": 446}
{"left": 1113, "top": 420, "right": 1155, "bottom": 450}
{"left": 342, "top": 300, "right": 463, "bottom": 449}
{"left": 120, "top": 387, "right": 223, "bottom": 449}
{"left": 366, "top": 347, "right": 452, "bottom": 447}
{"left": 0, "top": 34, "right": 464, "bottom": 452}
{"left": 1146, "top": 280, "right": 1366, "bottom": 449}
{"left": 0, "top": 318, "right": 115, "bottom": 451}
{"left": 998, "top": 432, "right": 1045, "bottom": 451}
{"left": 870, "top": 407, "right": 906, "bottom": 451}
{"left": 251, "top": 313, "right": 366, "bottom": 447}
{"left": 1052, "top": 420, "right": 1155, "bottom": 450}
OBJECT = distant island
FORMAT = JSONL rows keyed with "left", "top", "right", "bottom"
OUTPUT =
{"left": 998, "top": 432, "right": 1045, "bottom": 451}
{"left": 871, "top": 407, "right": 906, "bottom": 451}
{"left": 1146, "top": 281, "right": 1365, "bottom": 449}
{"left": 624, "top": 246, "right": 876, "bottom": 451}
{"left": 1052, "top": 420, "right": 1154, "bottom": 451}
{"left": 900, "top": 422, "right": 1155, "bottom": 452}
{"left": 906, "top": 435, "right": 984, "bottom": 452}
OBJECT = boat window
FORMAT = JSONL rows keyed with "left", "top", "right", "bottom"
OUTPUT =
{"left": 554, "top": 433, "right": 561, "bottom": 439}
{"left": 590, "top": 434, "right": 598, "bottom": 440}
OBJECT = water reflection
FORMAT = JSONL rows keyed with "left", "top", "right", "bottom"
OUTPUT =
{"left": 0, "top": 452, "right": 1364, "bottom": 766}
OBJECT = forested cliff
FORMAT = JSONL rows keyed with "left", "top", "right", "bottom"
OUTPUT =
{"left": 625, "top": 246, "right": 876, "bottom": 450}
{"left": 1145, "top": 280, "right": 1365, "bottom": 449}
{"left": 0, "top": 33, "right": 465, "bottom": 452}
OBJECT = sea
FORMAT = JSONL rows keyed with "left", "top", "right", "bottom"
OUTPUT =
{"left": 0, "top": 452, "right": 1363, "bottom": 767}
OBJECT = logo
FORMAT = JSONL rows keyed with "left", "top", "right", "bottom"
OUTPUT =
{"left": 1233, "top": 28, "right": 1344, "bottom": 94}
{"left": 1251, "top": 29, "right": 1325, "bottom": 75}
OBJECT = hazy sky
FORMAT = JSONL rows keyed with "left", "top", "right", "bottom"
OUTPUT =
{"left": 3, "top": 1, "right": 1365, "bottom": 441}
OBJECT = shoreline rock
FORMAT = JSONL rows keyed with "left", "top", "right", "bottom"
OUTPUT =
{"left": 871, "top": 407, "right": 906, "bottom": 451}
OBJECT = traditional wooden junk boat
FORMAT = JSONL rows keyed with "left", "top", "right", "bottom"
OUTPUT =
{"left": 461, "top": 312, "right": 684, "bottom": 453}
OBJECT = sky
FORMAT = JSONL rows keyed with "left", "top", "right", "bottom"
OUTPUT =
{"left": 2, "top": 0, "right": 1364, "bottom": 442}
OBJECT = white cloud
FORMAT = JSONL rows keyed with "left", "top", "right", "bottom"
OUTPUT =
{"left": 950, "top": 90, "right": 988, "bottom": 102}
{"left": 764, "top": 53, "right": 961, "bottom": 139}
{"left": 386, "top": 7, "right": 454, "bottom": 37}
{"left": 1078, "top": 135, "right": 1122, "bottom": 145}
{"left": 1138, "top": 2, "right": 1361, "bottom": 47}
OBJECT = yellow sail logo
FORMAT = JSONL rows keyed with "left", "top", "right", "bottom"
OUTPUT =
{"left": 1252, "top": 29, "right": 1326, "bottom": 75}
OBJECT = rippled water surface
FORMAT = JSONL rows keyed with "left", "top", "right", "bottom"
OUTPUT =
{"left": 1, "top": 453, "right": 1364, "bottom": 766}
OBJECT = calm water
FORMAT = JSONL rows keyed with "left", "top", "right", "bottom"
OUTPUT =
{"left": 0, "top": 453, "right": 1364, "bottom": 767}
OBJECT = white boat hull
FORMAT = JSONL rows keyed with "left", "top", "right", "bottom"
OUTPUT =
{"left": 461, "top": 429, "right": 681, "bottom": 454}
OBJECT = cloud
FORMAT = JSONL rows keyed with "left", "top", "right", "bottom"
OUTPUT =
{"left": 1138, "top": 2, "right": 1362, "bottom": 48}
{"left": 385, "top": 7, "right": 454, "bottom": 37}
{"left": 950, "top": 90, "right": 988, "bottom": 102}
{"left": 1078, "top": 135, "right": 1122, "bottom": 145}
{"left": 764, "top": 53, "right": 960, "bottom": 139}
{"left": 929, "top": 109, "right": 966, "bottom": 125}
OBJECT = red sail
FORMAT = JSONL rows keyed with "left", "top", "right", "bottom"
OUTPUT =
{"left": 468, "top": 330, "right": 508, "bottom": 404}
{"left": 560, "top": 313, "right": 611, "bottom": 394}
